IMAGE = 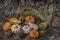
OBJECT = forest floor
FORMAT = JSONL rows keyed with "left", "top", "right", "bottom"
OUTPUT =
{"left": 0, "top": 0, "right": 60, "bottom": 40}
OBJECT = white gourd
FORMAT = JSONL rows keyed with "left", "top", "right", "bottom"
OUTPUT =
{"left": 28, "top": 22, "right": 39, "bottom": 30}
{"left": 22, "top": 25, "right": 31, "bottom": 34}
{"left": 11, "top": 24, "right": 21, "bottom": 33}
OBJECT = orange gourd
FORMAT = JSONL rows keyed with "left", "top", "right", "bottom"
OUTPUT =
{"left": 24, "top": 16, "right": 35, "bottom": 25}
{"left": 3, "top": 22, "right": 11, "bottom": 31}
{"left": 25, "top": 16, "right": 30, "bottom": 21}
{"left": 29, "top": 30, "right": 39, "bottom": 38}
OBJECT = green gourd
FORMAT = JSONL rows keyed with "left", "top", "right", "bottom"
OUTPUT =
{"left": 39, "top": 22, "right": 48, "bottom": 30}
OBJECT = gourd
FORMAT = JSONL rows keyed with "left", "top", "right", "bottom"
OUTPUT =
{"left": 19, "top": 16, "right": 24, "bottom": 21}
{"left": 9, "top": 18, "right": 21, "bottom": 24}
{"left": 39, "top": 22, "right": 47, "bottom": 30}
{"left": 28, "top": 22, "right": 39, "bottom": 30}
{"left": 11, "top": 24, "right": 21, "bottom": 33}
{"left": 29, "top": 30, "right": 39, "bottom": 38}
{"left": 22, "top": 25, "right": 31, "bottom": 34}
{"left": 3, "top": 22, "right": 11, "bottom": 31}
{"left": 24, "top": 16, "right": 35, "bottom": 25}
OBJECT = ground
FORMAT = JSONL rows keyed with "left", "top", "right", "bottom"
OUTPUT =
{"left": 0, "top": 0, "right": 60, "bottom": 40}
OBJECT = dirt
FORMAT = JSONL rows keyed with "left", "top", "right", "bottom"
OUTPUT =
{"left": 0, "top": 0, "right": 60, "bottom": 40}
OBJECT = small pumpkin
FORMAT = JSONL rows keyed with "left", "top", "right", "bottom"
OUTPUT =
{"left": 22, "top": 25, "right": 31, "bottom": 34}
{"left": 3, "top": 22, "right": 11, "bottom": 31}
{"left": 11, "top": 24, "right": 21, "bottom": 33}
{"left": 29, "top": 30, "right": 39, "bottom": 38}
{"left": 24, "top": 16, "right": 35, "bottom": 25}
{"left": 28, "top": 22, "right": 39, "bottom": 30}
{"left": 9, "top": 18, "right": 21, "bottom": 24}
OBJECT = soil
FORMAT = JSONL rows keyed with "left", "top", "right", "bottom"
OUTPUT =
{"left": 0, "top": 0, "right": 60, "bottom": 40}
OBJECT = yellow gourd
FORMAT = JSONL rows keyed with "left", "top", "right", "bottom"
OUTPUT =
{"left": 10, "top": 18, "right": 21, "bottom": 24}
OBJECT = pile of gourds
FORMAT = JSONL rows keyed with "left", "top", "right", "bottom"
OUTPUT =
{"left": 2, "top": 15, "right": 48, "bottom": 39}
